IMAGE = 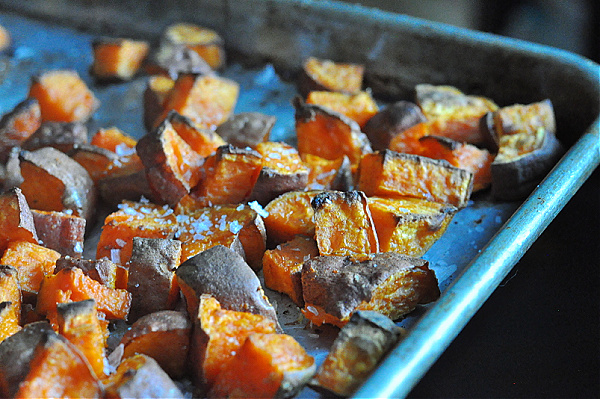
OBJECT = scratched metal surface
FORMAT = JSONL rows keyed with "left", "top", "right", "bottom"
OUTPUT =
{"left": 0, "top": 2, "right": 598, "bottom": 398}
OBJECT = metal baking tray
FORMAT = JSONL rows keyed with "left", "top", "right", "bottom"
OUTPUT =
{"left": 0, "top": 1, "right": 598, "bottom": 398}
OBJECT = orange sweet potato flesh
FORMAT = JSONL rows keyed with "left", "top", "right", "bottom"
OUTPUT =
{"left": 262, "top": 235, "right": 319, "bottom": 307}
{"left": 0, "top": 302, "right": 21, "bottom": 342}
{"left": 263, "top": 190, "right": 321, "bottom": 247}
{"left": 306, "top": 90, "right": 378, "bottom": 128}
{"left": 90, "top": 126, "right": 137, "bottom": 153}
{"left": 0, "top": 187, "right": 39, "bottom": 254}
{"left": 70, "top": 144, "right": 119, "bottom": 182}
{"left": 357, "top": 150, "right": 474, "bottom": 208}
{"left": 163, "top": 22, "right": 226, "bottom": 70}
{"left": 209, "top": 332, "right": 316, "bottom": 399}
{"left": 28, "top": 69, "right": 99, "bottom": 123}
{"left": 0, "top": 265, "right": 21, "bottom": 324}
{"left": 91, "top": 37, "right": 149, "bottom": 81}
{"left": 36, "top": 266, "right": 132, "bottom": 320}
{"left": 299, "top": 57, "right": 364, "bottom": 97}
{"left": 311, "top": 190, "right": 379, "bottom": 258}
{"left": 55, "top": 256, "right": 118, "bottom": 289}
{"left": 388, "top": 121, "right": 432, "bottom": 154}
{"left": 168, "top": 110, "right": 226, "bottom": 157}
{"left": 31, "top": 209, "right": 86, "bottom": 258}
{"left": 143, "top": 75, "right": 175, "bottom": 131}
{"left": 0, "top": 98, "right": 42, "bottom": 163}
{"left": 0, "top": 240, "right": 60, "bottom": 297}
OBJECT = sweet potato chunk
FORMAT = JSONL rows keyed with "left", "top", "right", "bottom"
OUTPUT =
{"left": 0, "top": 98, "right": 42, "bottom": 163}
{"left": 91, "top": 37, "right": 150, "bottom": 81}
{"left": 263, "top": 190, "right": 321, "bottom": 247}
{"left": 0, "top": 302, "right": 21, "bottom": 342}
{"left": 162, "top": 22, "right": 226, "bottom": 70}
{"left": 363, "top": 100, "right": 427, "bottom": 151}
{"left": 294, "top": 97, "right": 372, "bottom": 167}
{"left": 90, "top": 126, "right": 137, "bottom": 153}
{"left": 69, "top": 143, "right": 119, "bottom": 182}
{"left": 28, "top": 69, "right": 99, "bottom": 123}
{"left": 357, "top": 150, "right": 474, "bottom": 208}
{"left": 97, "top": 167, "right": 158, "bottom": 206}
{"left": 19, "top": 147, "right": 97, "bottom": 223}
{"left": 367, "top": 196, "right": 457, "bottom": 255}
{"left": 302, "top": 153, "right": 353, "bottom": 191}
{"left": 190, "top": 295, "right": 278, "bottom": 387}
{"left": 215, "top": 112, "right": 276, "bottom": 149}
{"left": 298, "top": 56, "right": 364, "bottom": 97}
{"left": 311, "top": 190, "right": 379, "bottom": 258}
{"left": 31, "top": 209, "right": 86, "bottom": 257}
{"left": 301, "top": 252, "right": 440, "bottom": 327}
{"left": 0, "top": 240, "right": 60, "bottom": 297}
{"left": 119, "top": 310, "right": 191, "bottom": 379}
{"left": 306, "top": 90, "right": 378, "bottom": 128}
{"left": 209, "top": 332, "right": 316, "bottom": 399}
{"left": 21, "top": 121, "right": 88, "bottom": 153}
{"left": 143, "top": 75, "right": 175, "bottom": 131}
{"left": 0, "top": 265, "right": 21, "bottom": 324}
{"left": 55, "top": 255, "right": 118, "bottom": 289}
{"left": 387, "top": 121, "right": 432, "bottom": 154}
{"left": 262, "top": 235, "right": 319, "bottom": 307}
{"left": 167, "top": 110, "right": 226, "bottom": 157}
{"left": 310, "top": 310, "right": 403, "bottom": 396}
{"left": 0, "top": 187, "right": 38, "bottom": 254}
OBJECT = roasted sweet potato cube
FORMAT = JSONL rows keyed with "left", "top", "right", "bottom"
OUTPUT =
{"left": 55, "top": 255, "right": 118, "bottom": 289}
{"left": 262, "top": 235, "right": 319, "bottom": 307}
{"left": 97, "top": 167, "right": 158, "bottom": 206}
{"left": 492, "top": 99, "right": 556, "bottom": 139}
{"left": 31, "top": 210, "right": 86, "bottom": 257}
{"left": 311, "top": 190, "right": 379, "bottom": 258}
{"left": 209, "top": 332, "right": 316, "bottom": 399}
{"left": 149, "top": 43, "right": 213, "bottom": 79}
{"left": 0, "top": 265, "right": 21, "bottom": 324}
{"left": 298, "top": 56, "right": 364, "bottom": 97}
{"left": 143, "top": 75, "right": 175, "bottom": 131}
{"left": 306, "top": 90, "right": 378, "bottom": 128}
{"left": 363, "top": 100, "right": 427, "bottom": 151}
{"left": 215, "top": 112, "right": 276, "bottom": 149}
{"left": 127, "top": 237, "right": 181, "bottom": 321}
{"left": 137, "top": 118, "right": 204, "bottom": 206}
{"left": 415, "top": 84, "right": 498, "bottom": 145}
{"left": 190, "top": 294, "right": 278, "bottom": 387}
{"left": 0, "top": 187, "right": 38, "bottom": 254}
{"left": 263, "top": 190, "right": 321, "bottom": 247}
{"left": 0, "top": 24, "right": 9, "bottom": 52}
{"left": 302, "top": 153, "right": 353, "bottom": 191}
{"left": 187, "top": 144, "right": 263, "bottom": 207}
{"left": 0, "top": 240, "right": 60, "bottom": 298}
{"left": 249, "top": 141, "right": 309, "bottom": 205}
{"left": 357, "top": 150, "right": 474, "bottom": 208}
{"left": 21, "top": 121, "right": 88, "bottom": 153}
{"left": 310, "top": 310, "right": 403, "bottom": 396}
{"left": 0, "top": 302, "right": 21, "bottom": 342}
{"left": 0, "top": 98, "right": 41, "bottom": 163}
{"left": 19, "top": 147, "right": 97, "bottom": 223}
{"left": 294, "top": 97, "right": 372, "bottom": 167}
{"left": 103, "top": 353, "right": 183, "bottom": 398}
{"left": 388, "top": 121, "right": 435, "bottom": 155}
{"left": 90, "top": 126, "right": 137, "bottom": 153}
{"left": 175, "top": 245, "right": 280, "bottom": 329}
{"left": 162, "top": 22, "right": 226, "bottom": 70}
{"left": 301, "top": 252, "right": 440, "bottom": 327}
{"left": 119, "top": 310, "right": 191, "bottom": 379}
{"left": 69, "top": 143, "right": 119, "bottom": 182}
{"left": 13, "top": 329, "right": 103, "bottom": 398}
{"left": 417, "top": 135, "right": 494, "bottom": 192}
{"left": 56, "top": 299, "right": 108, "bottom": 378}
{"left": 367, "top": 196, "right": 457, "bottom": 256}
{"left": 96, "top": 200, "right": 178, "bottom": 266}
{"left": 36, "top": 266, "right": 132, "bottom": 320}
{"left": 91, "top": 37, "right": 150, "bottom": 81}
{"left": 167, "top": 110, "right": 226, "bottom": 157}
{"left": 159, "top": 73, "right": 239, "bottom": 130}
{"left": 28, "top": 69, "right": 99, "bottom": 123}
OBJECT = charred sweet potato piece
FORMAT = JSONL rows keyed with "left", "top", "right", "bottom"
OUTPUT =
{"left": 127, "top": 237, "right": 181, "bottom": 321}
{"left": 302, "top": 154, "right": 353, "bottom": 191}
{"left": 262, "top": 235, "right": 319, "bottom": 307}
{"left": 28, "top": 69, "right": 99, "bottom": 123}
{"left": 69, "top": 143, "right": 120, "bottom": 182}
{"left": 167, "top": 110, "right": 226, "bottom": 157}
{"left": 55, "top": 255, "right": 118, "bottom": 289}
{"left": 190, "top": 294, "right": 278, "bottom": 387}
{"left": 0, "top": 265, "right": 21, "bottom": 324}
{"left": 0, "top": 98, "right": 42, "bottom": 163}
{"left": 119, "top": 310, "right": 191, "bottom": 379}
{"left": 367, "top": 196, "right": 457, "bottom": 255}
{"left": 310, "top": 310, "right": 403, "bottom": 396}
{"left": 0, "top": 302, "right": 21, "bottom": 342}
{"left": 417, "top": 135, "right": 494, "bottom": 192}
{"left": 306, "top": 90, "right": 378, "bottom": 128}
{"left": 263, "top": 190, "right": 321, "bottom": 247}
{"left": 387, "top": 121, "right": 432, "bottom": 154}
{"left": 13, "top": 329, "right": 103, "bottom": 398}
{"left": 209, "top": 332, "right": 316, "bottom": 399}
{"left": 186, "top": 144, "right": 263, "bottom": 207}
{"left": 91, "top": 37, "right": 150, "bottom": 81}
{"left": 143, "top": 75, "right": 175, "bottom": 131}
{"left": 21, "top": 121, "right": 88, "bottom": 153}
{"left": 294, "top": 97, "right": 372, "bottom": 167}
{"left": 363, "top": 100, "right": 427, "bottom": 151}
{"left": 137, "top": 118, "right": 204, "bottom": 206}
{"left": 56, "top": 299, "right": 108, "bottom": 378}
{"left": 415, "top": 84, "right": 498, "bottom": 145}
{"left": 488, "top": 99, "right": 556, "bottom": 142}
{"left": 158, "top": 73, "right": 239, "bottom": 130}
{"left": 31, "top": 210, "right": 85, "bottom": 257}
{"left": 311, "top": 190, "right": 379, "bottom": 258}
{"left": 103, "top": 353, "right": 183, "bottom": 398}
{"left": 36, "top": 266, "right": 132, "bottom": 320}
{"left": 301, "top": 252, "right": 440, "bottom": 327}
{"left": 90, "top": 126, "right": 137, "bottom": 153}
{"left": 149, "top": 43, "right": 213, "bottom": 79}
{"left": 215, "top": 112, "right": 276, "bottom": 149}
{"left": 298, "top": 56, "right": 364, "bottom": 97}
{"left": 0, "top": 240, "right": 60, "bottom": 298}
{"left": 161, "top": 22, "right": 226, "bottom": 70}
{"left": 176, "top": 245, "right": 280, "bottom": 329}
{"left": 0, "top": 187, "right": 38, "bottom": 254}
{"left": 249, "top": 141, "right": 309, "bottom": 205}
{"left": 357, "top": 150, "right": 474, "bottom": 208}
{"left": 19, "top": 147, "right": 97, "bottom": 223}
{"left": 96, "top": 200, "right": 178, "bottom": 266}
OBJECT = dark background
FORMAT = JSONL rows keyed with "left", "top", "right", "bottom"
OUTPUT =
{"left": 340, "top": 1, "right": 600, "bottom": 397}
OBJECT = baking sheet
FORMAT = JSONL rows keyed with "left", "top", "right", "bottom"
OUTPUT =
{"left": 0, "top": 1, "right": 598, "bottom": 397}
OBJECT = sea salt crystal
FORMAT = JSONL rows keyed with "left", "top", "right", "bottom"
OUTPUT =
{"left": 248, "top": 201, "right": 269, "bottom": 218}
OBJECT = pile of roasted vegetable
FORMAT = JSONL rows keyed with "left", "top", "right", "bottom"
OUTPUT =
{"left": 0, "top": 21, "right": 563, "bottom": 398}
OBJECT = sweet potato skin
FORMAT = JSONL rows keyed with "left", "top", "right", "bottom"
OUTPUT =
{"left": 0, "top": 98, "right": 42, "bottom": 163}
{"left": 0, "top": 187, "right": 39, "bottom": 254}
{"left": 31, "top": 210, "right": 86, "bottom": 257}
